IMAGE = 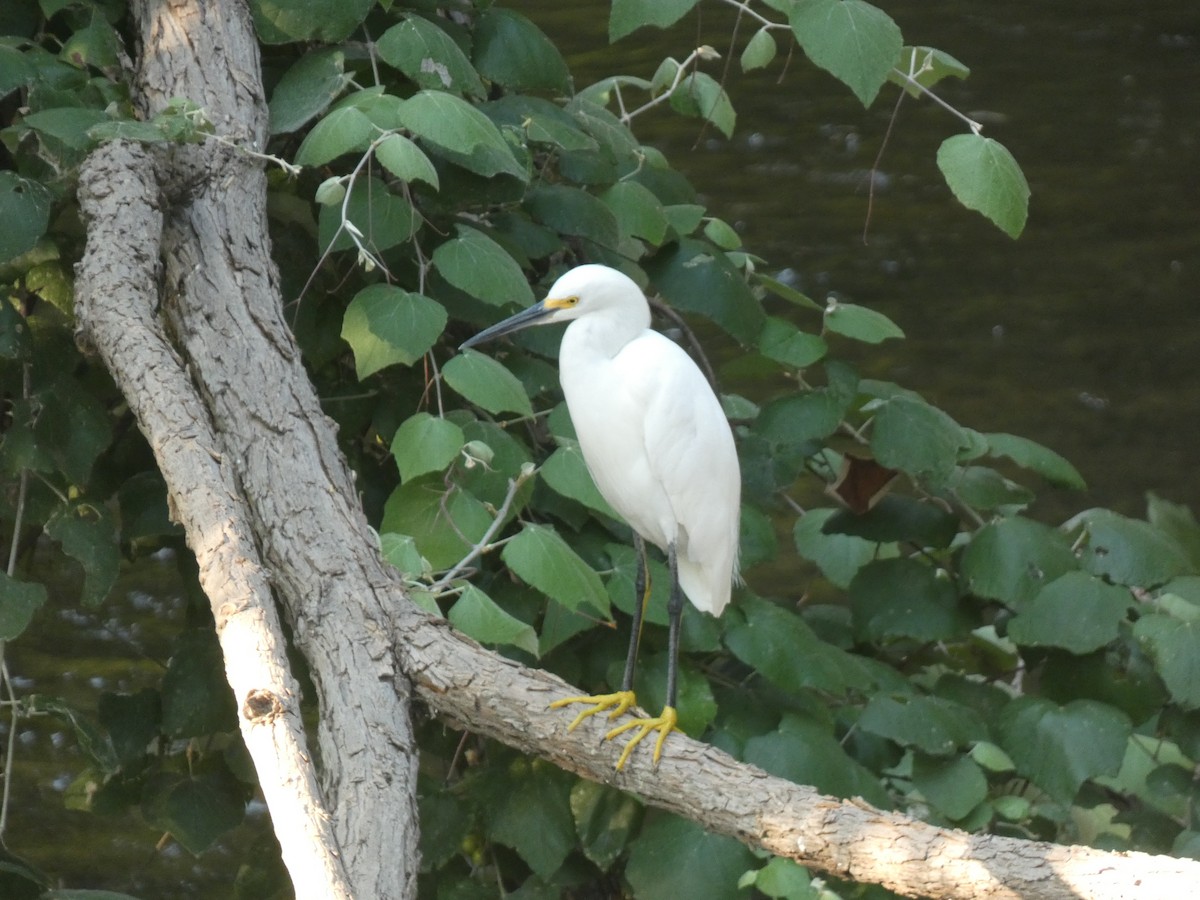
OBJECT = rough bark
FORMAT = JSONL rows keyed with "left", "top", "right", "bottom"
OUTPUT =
{"left": 68, "top": 2, "right": 1200, "bottom": 899}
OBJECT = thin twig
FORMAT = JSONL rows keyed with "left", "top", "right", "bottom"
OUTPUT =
{"left": 431, "top": 467, "right": 535, "bottom": 592}
{"left": 650, "top": 298, "right": 719, "bottom": 390}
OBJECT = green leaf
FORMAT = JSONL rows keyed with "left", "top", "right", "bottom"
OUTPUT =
{"left": 251, "top": 0, "right": 373, "bottom": 43}
{"left": 850, "top": 557, "right": 966, "bottom": 642}
{"left": 474, "top": 9, "right": 569, "bottom": 92}
{"left": 1007, "top": 572, "right": 1133, "bottom": 654}
{"left": 822, "top": 495, "right": 960, "bottom": 548}
{"left": 376, "top": 15, "right": 485, "bottom": 98}
{"left": 0, "top": 572, "right": 46, "bottom": 640}
{"left": 318, "top": 176, "right": 417, "bottom": 253}
{"left": 858, "top": 694, "right": 987, "bottom": 755}
{"left": 823, "top": 299, "right": 904, "bottom": 343}
{"left": 294, "top": 106, "right": 373, "bottom": 166}
{"left": 744, "top": 714, "right": 891, "bottom": 806}
{"left": 1134, "top": 614, "right": 1200, "bottom": 708}
{"left": 0, "top": 171, "right": 52, "bottom": 264}
{"left": 524, "top": 184, "right": 621, "bottom": 251}
{"left": 44, "top": 505, "right": 119, "bottom": 607}
{"left": 741, "top": 28, "right": 778, "bottom": 72}
{"left": 888, "top": 46, "right": 969, "bottom": 98}
{"left": 143, "top": 769, "right": 245, "bottom": 854}
{"left": 1147, "top": 494, "right": 1200, "bottom": 572}
{"left": 98, "top": 689, "right": 161, "bottom": 767}
{"left": 21, "top": 106, "right": 109, "bottom": 150}
{"left": 397, "top": 90, "right": 526, "bottom": 180}
{"left": 374, "top": 133, "right": 439, "bottom": 189}
{"left": 432, "top": 226, "right": 533, "bottom": 307}
{"left": 609, "top": 0, "right": 703, "bottom": 42}
{"left": 1065, "top": 508, "right": 1192, "bottom": 587}
{"left": 601, "top": 180, "right": 671, "bottom": 246}
{"left": 960, "top": 516, "right": 1078, "bottom": 609}
{"left": 35, "top": 381, "right": 113, "bottom": 485}
{"left": 625, "top": 813, "right": 754, "bottom": 900}
{"left": 644, "top": 238, "right": 766, "bottom": 344}
{"left": 444, "top": 351, "right": 535, "bottom": 417}
{"left": 268, "top": 48, "right": 348, "bottom": 134}
{"left": 488, "top": 764, "right": 575, "bottom": 877}
{"left": 725, "top": 595, "right": 875, "bottom": 694}
{"left": 485, "top": 95, "right": 599, "bottom": 153}
{"left": 381, "top": 476, "right": 492, "bottom": 571}
{"left": 570, "top": 780, "right": 641, "bottom": 870}
{"left": 998, "top": 698, "right": 1131, "bottom": 801}
{"left": 793, "top": 508, "right": 879, "bottom": 589}
{"left": 937, "top": 134, "right": 1030, "bottom": 238}
{"left": 745, "top": 857, "right": 814, "bottom": 899}
{"left": 912, "top": 754, "right": 987, "bottom": 821}
{"left": 540, "top": 444, "right": 618, "bottom": 519}
{"left": 869, "top": 395, "right": 968, "bottom": 491}
{"left": 789, "top": 0, "right": 903, "bottom": 106}
{"left": 448, "top": 583, "right": 538, "bottom": 656}
{"left": 341, "top": 285, "right": 447, "bottom": 378}
{"left": 161, "top": 628, "right": 237, "bottom": 737}
{"left": 501, "top": 523, "right": 610, "bottom": 616}
{"left": 390, "top": 412, "right": 464, "bottom": 482}
{"left": 758, "top": 316, "right": 827, "bottom": 368}
{"left": 669, "top": 72, "right": 736, "bottom": 139}
{"left": 984, "top": 432, "right": 1085, "bottom": 490}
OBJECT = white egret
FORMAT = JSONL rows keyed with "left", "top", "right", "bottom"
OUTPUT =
{"left": 460, "top": 264, "right": 740, "bottom": 768}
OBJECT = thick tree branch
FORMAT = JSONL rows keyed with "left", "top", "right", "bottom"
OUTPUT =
{"left": 73, "top": 140, "right": 353, "bottom": 900}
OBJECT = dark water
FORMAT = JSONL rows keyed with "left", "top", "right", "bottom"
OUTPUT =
{"left": 7, "top": 1, "right": 1200, "bottom": 894}
{"left": 524, "top": 0, "right": 1200, "bottom": 522}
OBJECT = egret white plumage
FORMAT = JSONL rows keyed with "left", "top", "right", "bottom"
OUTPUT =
{"left": 460, "top": 264, "right": 740, "bottom": 769}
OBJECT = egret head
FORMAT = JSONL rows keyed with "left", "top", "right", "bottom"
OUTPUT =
{"left": 459, "top": 264, "right": 649, "bottom": 350}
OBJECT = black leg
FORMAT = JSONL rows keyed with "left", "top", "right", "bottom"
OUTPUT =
{"left": 664, "top": 541, "right": 683, "bottom": 710}
{"left": 620, "top": 533, "right": 650, "bottom": 693}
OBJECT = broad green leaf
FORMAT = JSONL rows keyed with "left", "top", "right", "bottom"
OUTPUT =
{"left": 570, "top": 780, "right": 642, "bottom": 870}
{"left": 396, "top": 90, "right": 526, "bottom": 180}
{"left": 741, "top": 28, "right": 777, "bottom": 72}
{"left": 744, "top": 714, "right": 891, "bottom": 806}
{"left": 161, "top": 628, "right": 237, "bottom": 737}
{"left": 143, "top": 770, "right": 244, "bottom": 854}
{"left": 0, "top": 572, "right": 46, "bottom": 640}
{"left": 985, "top": 431, "right": 1085, "bottom": 490}
{"left": 725, "top": 595, "right": 875, "bottom": 694}
{"left": 1065, "top": 508, "right": 1192, "bottom": 587}
{"left": 912, "top": 754, "right": 987, "bottom": 821}
{"left": 381, "top": 476, "right": 492, "bottom": 571}
{"left": 376, "top": 15, "right": 485, "bottom": 98}
{"left": 501, "top": 523, "right": 609, "bottom": 616}
{"left": 644, "top": 237, "right": 766, "bottom": 344}
{"left": 35, "top": 381, "right": 113, "bottom": 485}
{"left": 0, "top": 171, "right": 52, "bottom": 263}
{"left": 294, "top": 106, "right": 372, "bottom": 166}
{"left": 21, "top": 106, "right": 108, "bottom": 150}
{"left": 474, "top": 9, "right": 569, "bottom": 92}
{"left": 44, "top": 505, "right": 119, "bottom": 607}
{"left": 484, "top": 95, "right": 599, "bottom": 153}
{"left": 380, "top": 533, "right": 431, "bottom": 583}
{"left": 390, "top": 412, "right": 464, "bottom": 482}
{"left": 858, "top": 694, "right": 987, "bottom": 755}
{"left": 443, "top": 351, "right": 534, "bottom": 417}
{"left": 318, "top": 176, "right": 417, "bottom": 253}
{"left": 448, "top": 583, "right": 538, "bottom": 656}
{"left": 525, "top": 184, "right": 621, "bottom": 251}
{"left": 609, "top": 0, "right": 703, "bottom": 42}
{"left": 488, "top": 763, "right": 575, "bottom": 877}
{"left": 1147, "top": 494, "right": 1200, "bottom": 572}
{"left": 869, "top": 395, "right": 969, "bottom": 491}
{"left": 374, "top": 133, "right": 439, "bottom": 189}
{"left": 540, "top": 445, "right": 618, "bottom": 518}
{"left": 0, "top": 45, "right": 35, "bottom": 97}
{"left": 662, "top": 203, "right": 706, "bottom": 236}
{"left": 850, "top": 557, "right": 967, "bottom": 642}
{"left": 268, "top": 48, "right": 348, "bottom": 134}
{"left": 951, "top": 465, "right": 1034, "bottom": 512}
{"left": 1134, "top": 614, "right": 1200, "bottom": 708}
{"left": 625, "top": 813, "right": 754, "bottom": 900}
{"left": 998, "top": 697, "right": 1131, "bottom": 801}
{"left": 789, "top": 0, "right": 903, "bottom": 106}
{"left": 758, "top": 274, "right": 822, "bottom": 311}
{"left": 822, "top": 495, "right": 959, "bottom": 548}
{"left": 431, "top": 226, "right": 533, "bottom": 307}
{"left": 1007, "top": 572, "right": 1133, "bottom": 654}
{"left": 960, "top": 517, "right": 1077, "bottom": 609}
{"left": 888, "top": 46, "right": 970, "bottom": 98}
{"left": 745, "top": 857, "right": 814, "bottom": 899}
{"left": 758, "top": 316, "right": 827, "bottom": 368}
{"left": 823, "top": 299, "right": 904, "bottom": 343}
{"left": 670, "top": 72, "right": 736, "bottom": 139}
{"left": 601, "top": 180, "right": 671, "bottom": 246}
{"left": 793, "top": 508, "right": 879, "bottom": 589}
{"left": 99, "top": 689, "right": 161, "bottom": 768}
{"left": 937, "top": 134, "right": 1030, "bottom": 238}
{"left": 756, "top": 391, "right": 844, "bottom": 449}
{"left": 341, "top": 285, "right": 446, "bottom": 378}
{"left": 251, "top": 0, "right": 373, "bottom": 43}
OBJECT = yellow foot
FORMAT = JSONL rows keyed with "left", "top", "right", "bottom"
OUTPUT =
{"left": 605, "top": 706, "right": 680, "bottom": 770}
{"left": 549, "top": 690, "right": 638, "bottom": 733}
